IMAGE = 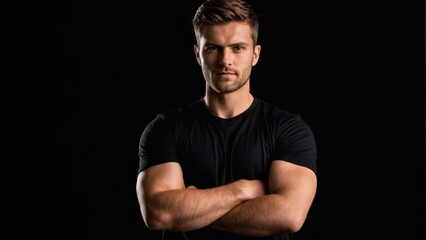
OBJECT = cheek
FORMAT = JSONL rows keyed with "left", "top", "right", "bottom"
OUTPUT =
{"left": 241, "top": 63, "right": 253, "bottom": 77}
{"left": 242, "top": 57, "right": 255, "bottom": 69}
{"left": 201, "top": 55, "right": 218, "bottom": 70}
{"left": 201, "top": 64, "right": 213, "bottom": 80}
{"left": 201, "top": 52, "right": 215, "bottom": 63}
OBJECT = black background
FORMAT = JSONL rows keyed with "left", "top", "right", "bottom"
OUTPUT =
{"left": 5, "top": 0, "right": 425, "bottom": 239}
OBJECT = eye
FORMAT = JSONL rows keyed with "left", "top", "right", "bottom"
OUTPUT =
{"left": 233, "top": 45, "right": 246, "bottom": 52}
{"left": 204, "top": 46, "right": 217, "bottom": 52}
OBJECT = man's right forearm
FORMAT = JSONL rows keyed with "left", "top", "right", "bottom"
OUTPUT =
{"left": 142, "top": 179, "right": 265, "bottom": 232}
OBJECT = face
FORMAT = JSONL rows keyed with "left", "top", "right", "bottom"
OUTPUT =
{"left": 194, "top": 22, "right": 260, "bottom": 94}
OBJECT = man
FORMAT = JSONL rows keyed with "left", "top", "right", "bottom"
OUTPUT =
{"left": 136, "top": 0, "right": 317, "bottom": 239}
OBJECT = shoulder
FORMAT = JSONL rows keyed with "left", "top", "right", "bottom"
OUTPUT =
{"left": 158, "top": 99, "right": 204, "bottom": 121}
{"left": 253, "top": 97, "right": 302, "bottom": 123}
{"left": 148, "top": 99, "right": 204, "bottom": 128}
{"left": 141, "top": 99, "right": 204, "bottom": 141}
{"left": 254, "top": 98, "right": 317, "bottom": 173}
{"left": 253, "top": 97, "right": 314, "bottom": 137}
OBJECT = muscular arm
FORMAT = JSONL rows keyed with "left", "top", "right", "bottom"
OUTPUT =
{"left": 209, "top": 160, "right": 317, "bottom": 236}
{"left": 136, "top": 162, "right": 265, "bottom": 232}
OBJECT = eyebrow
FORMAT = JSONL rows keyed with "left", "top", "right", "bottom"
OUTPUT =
{"left": 204, "top": 42, "right": 249, "bottom": 47}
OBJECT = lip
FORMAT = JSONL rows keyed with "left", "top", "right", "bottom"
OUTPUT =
{"left": 217, "top": 71, "right": 235, "bottom": 75}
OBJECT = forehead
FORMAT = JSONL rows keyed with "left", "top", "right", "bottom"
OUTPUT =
{"left": 199, "top": 22, "right": 253, "bottom": 46}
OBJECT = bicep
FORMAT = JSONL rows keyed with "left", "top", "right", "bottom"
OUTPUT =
{"left": 265, "top": 160, "right": 317, "bottom": 232}
{"left": 136, "top": 162, "right": 185, "bottom": 202}
{"left": 268, "top": 160, "right": 317, "bottom": 201}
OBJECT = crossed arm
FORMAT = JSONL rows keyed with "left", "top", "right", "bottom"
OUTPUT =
{"left": 136, "top": 160, "right": 317, "bottom": 237}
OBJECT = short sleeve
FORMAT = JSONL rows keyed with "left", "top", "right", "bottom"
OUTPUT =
{"left": 274, "top": 115, "right": 317, "bottom": 174}
{"left": 137, "top": 114, "right": 178, "bottom": 174}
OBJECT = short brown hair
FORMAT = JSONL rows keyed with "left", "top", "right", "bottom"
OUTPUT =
{"left": 192, "top": 0, "right": 259, "bottom": 46}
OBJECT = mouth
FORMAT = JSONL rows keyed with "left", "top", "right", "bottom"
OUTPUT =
{"left": 216, "top": 71, "right": 235, "bottom": 76}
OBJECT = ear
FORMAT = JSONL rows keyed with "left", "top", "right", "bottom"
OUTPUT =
{"left": 194, "top": 45, "right": 201, "bottom": 66}
{"left": 252, "top": 45, "right": 261, "bottom": 66}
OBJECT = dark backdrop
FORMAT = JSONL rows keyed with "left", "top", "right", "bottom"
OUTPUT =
{"left": 5, "top": 1, "right": 425, "bottom": 239}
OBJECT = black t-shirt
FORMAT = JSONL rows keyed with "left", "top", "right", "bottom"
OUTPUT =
{"left": 138, "top": 97, "right": 317, "bottom": 240}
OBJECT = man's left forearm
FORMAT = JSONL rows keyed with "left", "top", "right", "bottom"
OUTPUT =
{"left": 209, "top": 193, "right": 292, "bottom": 237}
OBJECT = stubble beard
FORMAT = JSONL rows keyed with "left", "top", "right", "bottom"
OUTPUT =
{"left": 210, "top": 75, "right": 249, "bottom": 94}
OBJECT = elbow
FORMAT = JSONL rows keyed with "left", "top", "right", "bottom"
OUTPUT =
{"left": 141, "top": 207, "right": 172, "bottom": 231}
{"left": 277, "top": 211, "right": 308, "bottom": 233}
{"left": 286, "top": 216, "right": 305, "bottom": 233}
{"left": 143, "top": 215, "right": 163, "bottom": 231}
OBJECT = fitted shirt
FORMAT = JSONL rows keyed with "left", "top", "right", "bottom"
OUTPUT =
{"left": 138, "top": 97, "right": 317, "bottom": 240}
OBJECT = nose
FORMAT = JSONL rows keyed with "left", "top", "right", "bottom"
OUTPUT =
{"left": 218, "top": 48, "right": 232, "bottom": 67}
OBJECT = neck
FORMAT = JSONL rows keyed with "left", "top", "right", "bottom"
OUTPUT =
{"left": 203, "top": 88, "right": 254, "bottom": 119}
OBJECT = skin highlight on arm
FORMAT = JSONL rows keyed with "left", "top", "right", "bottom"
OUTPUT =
{"left": 208, "top": 160, "right": 317, "bottom": 237}
{"left": 136, "top": 162, "right": 266, "bottom": 232}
